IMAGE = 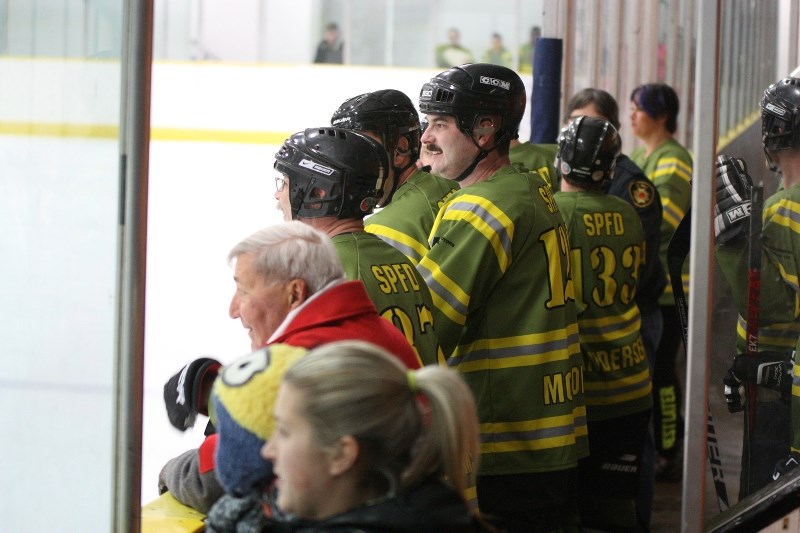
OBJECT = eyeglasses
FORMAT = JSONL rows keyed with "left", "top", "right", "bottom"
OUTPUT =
{"left": 275, "top": 176, "right": 288, "bottom": 192}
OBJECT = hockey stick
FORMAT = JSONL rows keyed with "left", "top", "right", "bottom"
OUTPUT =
{"left": 742, "top": 184, "right": 764, "bottom": 495}
{"left": 666, "top": 208, "right": 730, "bottom": 511}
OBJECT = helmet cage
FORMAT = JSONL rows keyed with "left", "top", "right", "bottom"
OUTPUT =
{"left": 273, "top": 128, "right": 385, "bottom": 220}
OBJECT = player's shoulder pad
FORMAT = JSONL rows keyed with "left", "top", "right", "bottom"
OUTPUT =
{"left": 627, "top": 178, "right": 657, "bottom": 209}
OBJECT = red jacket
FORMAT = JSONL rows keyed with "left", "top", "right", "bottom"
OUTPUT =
{"left": 269, "top": 279, "right": 422, "bottom": 369}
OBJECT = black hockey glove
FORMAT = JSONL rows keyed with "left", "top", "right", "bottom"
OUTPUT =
{"left": 714, "top": 155, "right": 753, "bottom": 245}
{"left": 723, "top": 369, "right": 744, "bottom": 413}
{"left": 730, "top": 351, "right": 793, "bottom": 395}
{"left": 163, "top": 357, "right": 222, "bottom": 431}
{"left": 772, "top": 452, "right": 800, "bottom": 481}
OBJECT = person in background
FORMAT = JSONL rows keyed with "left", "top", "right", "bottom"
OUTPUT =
{"left": 563, "top": 87, "right": 665, "bottom": 532}
{"left": 481, "top": 33, "right": 513, "bottom": 69}
{"left": 554, "top": 116, "right": 652, "bottom": 532}
{"left": 313, "top": 22, "right": 343, "bottom": 64}
{"left": 629, "top": 82, "right": 692, "bottom": 482}
{"left": 274, "top": 127, "right": 441, "bottom": 365}
{"left": 714, "top": 77, "right": 800, "bottom": 497}
{"left": 158, "top": 222, "right": 421, "bottom": 513}
{"left": 331, "top": 89, "right": 457, "bottom": 266}
{"left": 418, "top": 63, "right": 586, "bottom": 532}
{"left": 518, "top": 25, "right": 541, "bottom": 74}
{"left": 436, "top": 27, "right": 474, "bottom": 68}
{"left": 230, "top": 340, "right": 490, "bottom": 531}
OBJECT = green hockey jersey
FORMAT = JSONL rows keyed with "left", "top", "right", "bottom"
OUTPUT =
{"left": 418, "top": 164, "right": 588, "bottom": 476}
{"left": 715, "top": 184, "right": 800, "bottom": 451}
{"left": 555, "top": 190, "right": 653, "bottom": 421}
{"left": 332, "top": 232, "right": 441, "bottom": 367}
{"left": 509, "top": 142, "right": 559, "bottom": 190}
{"left": 631, "top": 138, "right": 692, "bottom": 305}
{"left": 365, "top": 169, "right": 457, "bottom": 265}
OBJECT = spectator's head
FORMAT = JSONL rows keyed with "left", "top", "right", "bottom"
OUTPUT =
{"left": 530, "top": 26, "right": 541, "bottom": 44}
{"left": 323, "top": 22, "right": 339, "bottom": 45}
{"left": 556, "top": 116, "right": 621, "bottom": 191}
{"left": 261, "top": 340, "right": 480, "bottom": 520}
{"left": 274, "top": 127, "right": 388, "bottom": 220}
{"left": 227, "top": 222, "right": 344, "bottom": 349}
{"left": 565, "top": 88, "right": 621, "bottom": 129}
{"left": 490, "top": 33, "right": 503, "bottom": 51}
{"left": 419, "top": 63, "right": 525, "bottom": 181}
{"left": 447, "top": 27, "right": 460, "bottom": 45}
{"left": 331, "top": 89, "right": 421, "bottom": 205}
{"left": 630, "top": 82, "right": 680, "bottom": 135}
{"left": 761, "top": 77, "right": 800, "bottom": 170}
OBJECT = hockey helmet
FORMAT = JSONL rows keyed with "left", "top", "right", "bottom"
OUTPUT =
{"left": 418, "top": 63, "right": 526, "bottom": 143}
{"left": 555, "top": 116, "right": 621, "bottom": 189}
{"left": 761, "top": 77, "right": 800, "bottom": 152}
{"left": 331, "top": 89, "right": 421, "bottom": 161}
{"left": 274, "top": 127, "right": 387, "bottom": 219}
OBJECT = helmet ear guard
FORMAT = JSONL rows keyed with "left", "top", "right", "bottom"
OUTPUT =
{"left": 274, "top": 128, "right": 387, "bottom": 219}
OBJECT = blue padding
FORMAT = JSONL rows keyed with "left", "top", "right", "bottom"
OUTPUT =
{"left": 530, "top": 38, "right": 563, "bottom": 144}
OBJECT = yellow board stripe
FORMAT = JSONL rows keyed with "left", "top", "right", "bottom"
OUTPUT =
{"left": 0, "top": 121, "right": 292, "bottom": 144}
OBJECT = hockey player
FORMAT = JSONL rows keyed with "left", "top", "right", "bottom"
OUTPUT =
{"left": 273, "top": 126, "right": 440, "bottom": 366}
{"left": 564, "top": 87, "right": 665, "bottom": 531}
{"left": 417, "top": 63, "right": 586, "bottom": 532}
{"left": 629, "top": 82, "right": 692, "bottom": 481}
{"left": 714, "top": 77, "right": 800, "bottom": 496}
{"left": 554, "top": 116, "right": 652, "bottom": 532}
{"left": 330, "top": 89, "right": 457, "bottom": 265}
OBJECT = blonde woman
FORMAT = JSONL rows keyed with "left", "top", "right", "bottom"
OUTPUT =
{"left": 262, "top": 340, "right": 490, "bottom": 532}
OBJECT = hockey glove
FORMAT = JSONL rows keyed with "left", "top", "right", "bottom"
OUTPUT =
{"left": 730, "top": 351, "right": 793, "bottom": 395}
{"left": 714, "top": 155, "right": 753, "bottom": 245}
{"left": 772, "top": 452, "right": 800, "bottom": 481}
{"left": 723, "top": 369, "right": 744, "bottom": 413}
{"left": 164, "top": 357, "right": 222, "bottom": 431}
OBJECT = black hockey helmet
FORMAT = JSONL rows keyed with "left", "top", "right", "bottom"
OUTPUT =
{"left": 761, "top": 77, "right": 800, "bottom": 152}
{"left": 331, "top": 89, "right": 421, "bottom": 161}
{"left": 555, "top": 116, "right": 621, "bottom": 190}
{"left": 274, "top": 127, "right": 387, "bottom": 220}
{"left": 418, "top": 63, "right": 526, "bottom": 143}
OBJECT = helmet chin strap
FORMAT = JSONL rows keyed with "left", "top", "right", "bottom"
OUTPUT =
{"left": 453, "top": 131, "right": 505, "bottom": 182}
{"left": 454, "top": 149, "right": 489, "bottom": 182}
{"left": 764, "top": 147, "right": 781, "bottom": 172}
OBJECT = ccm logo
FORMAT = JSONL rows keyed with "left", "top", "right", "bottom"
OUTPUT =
{"left": 480, "top": 76, "right": 510, "bottom": 90}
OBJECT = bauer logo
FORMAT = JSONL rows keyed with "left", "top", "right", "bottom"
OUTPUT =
{"left": 299, "top": 159, "right": 334, "bottom": 176}
{"left": 765, "top": 102, "right": 788, "bottom": 117}
{"left": 479, "top": 76, "right": 511, "bottom": 90}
